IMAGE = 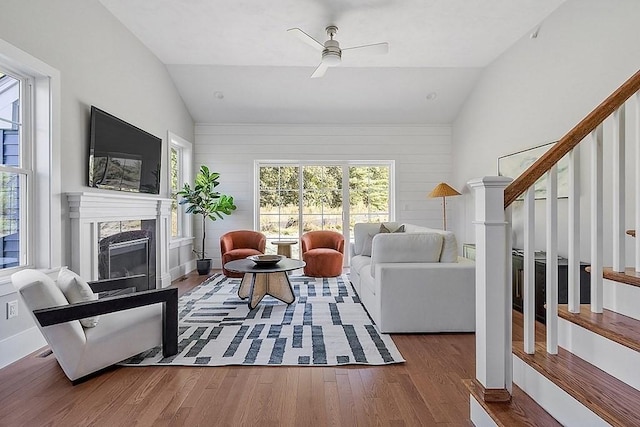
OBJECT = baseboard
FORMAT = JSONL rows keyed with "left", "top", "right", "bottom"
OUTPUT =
{"left": 512, "top": 354, "right": 606, "bottom": 426}
{"left": 169, "top": 260, "right": 196, "bottom": 282}
{"left": 0, "top": 326, "right": 46, "bottom": 369}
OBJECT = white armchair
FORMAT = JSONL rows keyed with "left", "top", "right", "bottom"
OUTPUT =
{"left": 12, "top": 269, "right": 178, "bottom": 384}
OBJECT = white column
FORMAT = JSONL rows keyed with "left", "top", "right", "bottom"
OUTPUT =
{"left": 157, "top": 199, "right": 173, "bottom": 288}
{"left": 468, "top": 176, "right": 513, "bottom": 401}
{"left": 613, "top": 105, "right": 626, "bottom": 272}
{"left": 591, "top": 125, "right": 604, "bottom": 313}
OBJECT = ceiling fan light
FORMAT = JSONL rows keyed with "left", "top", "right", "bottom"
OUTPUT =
{"left": 322, "top": 52, "right": 341, "bottom": 66}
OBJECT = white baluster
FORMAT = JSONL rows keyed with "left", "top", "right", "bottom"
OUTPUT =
{"left": 524, "top": 187, "right": 535, "bottom": 354}
{"left": 568, "top": 146, "right": 581, "bottom": 313}
{"left": 504, "top": 205, "right": 513, "bottom": 394}
{"left": 613, "top": 104, "right": 626, "bottom": 272}
{"left": 591, "top": 125, "right": 604, "bottom": 313}
{"left": 635, "top": 92, "right": 640, "bottom": 272}
{"left": 546, "top": 166, "right": 558, "bottom": 354}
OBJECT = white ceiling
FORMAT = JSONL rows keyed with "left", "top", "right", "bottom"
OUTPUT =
{"left": 99, "top": 0, "right": 566, "bottom": 124}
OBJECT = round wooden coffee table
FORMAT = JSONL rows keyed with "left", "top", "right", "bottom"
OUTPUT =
{"left": 224, "top": 258, "right": 306, "bottom": 309}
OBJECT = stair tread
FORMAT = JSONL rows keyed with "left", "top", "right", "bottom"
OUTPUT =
{"left": 466, "top": 380, "right": 560, "bottom": 427}
{"left": 558, "top": 304, "right": 640, "bottom": 353}
{"left": 602, "top": 267, "right": 640, "bottom": 288}
{"left": 513, "top": 342, "right": 640, "bottom": 426}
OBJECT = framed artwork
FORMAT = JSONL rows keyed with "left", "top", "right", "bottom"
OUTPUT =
{"left": 498, "top": 141, "right": 569, "bottom": 200}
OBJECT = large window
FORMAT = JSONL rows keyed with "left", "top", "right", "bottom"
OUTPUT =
{"left": 0, "top": 72, "right": 28, "bottom": 270}
{"left": 257, "top": 161, "right": 393, "bottom": 259}
{"left": 168, "top": 132, "right": 192, "bottom": 243}
{"left": 0, "top": 39, "right": 60, "bottom": 289}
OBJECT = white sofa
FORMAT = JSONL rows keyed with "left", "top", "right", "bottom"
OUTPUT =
{"left": 349, "top": 222, "right": 475, "bottom": 333}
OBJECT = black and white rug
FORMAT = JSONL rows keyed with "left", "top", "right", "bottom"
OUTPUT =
{"left": 122, "top": 274, "right": 404, "bottom": 366}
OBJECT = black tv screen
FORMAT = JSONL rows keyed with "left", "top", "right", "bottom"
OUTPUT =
{"left": 89, "top": 106, "right": 161, "bottom": 194}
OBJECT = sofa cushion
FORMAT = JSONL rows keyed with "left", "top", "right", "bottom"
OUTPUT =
{"left": 402, "top": 224, "right": 458, "bottom": 262}
{"left": 353, "top": 222, "right": 402, "bottom": 256}
{"left": 57, "top": 267, "right": 100, "bottom": 328}
{"left": 370, "top": 233, "right": 444, "bottom": 277}
{"left": 360, "top": 223, "right": 405, "bottom": 257}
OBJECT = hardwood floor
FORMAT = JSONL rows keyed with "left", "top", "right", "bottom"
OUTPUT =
{"left": 0, "top": 271, "right": 476, "bottom": 426}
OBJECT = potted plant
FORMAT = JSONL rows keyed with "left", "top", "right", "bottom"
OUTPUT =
{"left": 178, "top": 165, "right": 236, "bottom": 275}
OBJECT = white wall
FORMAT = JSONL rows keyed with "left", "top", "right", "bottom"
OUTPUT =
{"left": 195, "top": 124, "right": 456, "bottom": 267}
{"left": 452, "top": 0, "right": 640, "bottom": 262}
{"left": 0, "top": 0, "right": 194, "bottom": 361}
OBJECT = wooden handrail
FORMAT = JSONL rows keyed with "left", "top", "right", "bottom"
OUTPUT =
{"left": 504, "top": 69, "right": 640, "bottom": 208}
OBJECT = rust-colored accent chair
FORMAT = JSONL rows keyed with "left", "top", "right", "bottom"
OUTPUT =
{"left": 301, "top": 230, "right": 345, "bottom": 277}
{"left": 220, "top": 230, "right": 267, "bottom": 278}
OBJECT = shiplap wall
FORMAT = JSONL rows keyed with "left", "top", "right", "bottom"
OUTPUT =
{"left": 194, "top": 124, "right": 456, "bottom": 267}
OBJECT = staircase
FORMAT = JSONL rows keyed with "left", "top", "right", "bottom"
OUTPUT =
{"left": 468, "top": 69, "right": 640, "bottom": 426}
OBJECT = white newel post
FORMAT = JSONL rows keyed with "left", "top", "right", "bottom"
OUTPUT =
{"left": 468, "top": 176, "right": 512, "bottom": 402}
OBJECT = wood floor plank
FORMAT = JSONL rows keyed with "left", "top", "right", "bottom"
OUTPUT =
{"left": 0, "top": 270, "right": 487, "bottom": 426}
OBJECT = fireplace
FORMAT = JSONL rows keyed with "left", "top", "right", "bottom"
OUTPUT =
{"left": 68, "top": 192, "right": 172, "bottom": 289}
{"left": 98, "top": 226, "right": 154, "bottom": 291}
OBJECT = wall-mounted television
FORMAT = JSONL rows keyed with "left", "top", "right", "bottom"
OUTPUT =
{"left": 89, "top": 106, "right": 161, "bottom": 194}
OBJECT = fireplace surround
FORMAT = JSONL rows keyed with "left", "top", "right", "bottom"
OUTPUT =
{"left": 67, "top": 192, "right": 172, "bottom": 289}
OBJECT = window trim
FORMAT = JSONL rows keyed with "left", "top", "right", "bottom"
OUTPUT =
{"left": 167, "top": 131, "right": 193, "bottom": 241}
{"left": 0, "top": 39, "right": 61, "bottom": 296}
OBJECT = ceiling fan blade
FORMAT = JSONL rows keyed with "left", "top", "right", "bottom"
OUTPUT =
{"left": 342, "top": 42, "right": 389, "bottom": 55}
{"left": 287, "top": 28, "right": 324, "bottom": 51}
{"left": 310, "top": 62, "right": 329, "bottom": 79}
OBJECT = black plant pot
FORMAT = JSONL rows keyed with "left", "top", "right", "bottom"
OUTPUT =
{"left": 196, "top": 259, "right": 212, "bottom": 275}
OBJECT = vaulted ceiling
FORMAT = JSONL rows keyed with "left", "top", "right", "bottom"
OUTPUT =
{"left": 99, "top": 0, "right": 566, "bottom": 124}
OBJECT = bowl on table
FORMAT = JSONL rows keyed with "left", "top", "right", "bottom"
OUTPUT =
{"left": 247, "top": 254, "right": 285, "bottom": 267}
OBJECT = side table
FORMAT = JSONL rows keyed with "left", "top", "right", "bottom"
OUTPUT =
{"left": 271, "top": 240, "right": 298, "bottom": 258}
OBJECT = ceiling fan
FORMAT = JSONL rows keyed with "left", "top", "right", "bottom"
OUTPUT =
{"left": 287, "top": 25, "right": 389, "bottom": 78}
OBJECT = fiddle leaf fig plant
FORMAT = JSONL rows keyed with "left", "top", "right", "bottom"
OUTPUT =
{"left": 178, "top": 165, "right": 236, "bottom": 260}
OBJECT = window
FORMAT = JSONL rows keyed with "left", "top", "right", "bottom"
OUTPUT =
{"left": 168, "top": 132, "right": 192, "bottom": 243}
{"left": 0, "top": 71, "right": 28, "bottom": 270}
{"left": 257, "top": 161, "right": 393, "bottom": 259}
{"left": 0, "top": 39, "right": 60, "bottom": 289}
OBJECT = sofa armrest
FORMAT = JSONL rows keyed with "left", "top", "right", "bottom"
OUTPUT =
{"left": 374, "top": 258, "right": 476, "bottom": 332}
{"left": 33, "top": 288, "right": 178, "bottom": 357}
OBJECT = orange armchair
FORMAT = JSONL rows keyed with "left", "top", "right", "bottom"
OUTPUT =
{"left": 220, "top": 230, "right": 267, "bottom": 278}
{"left": 301, "top": 230, "right": 345, "bottom": 277}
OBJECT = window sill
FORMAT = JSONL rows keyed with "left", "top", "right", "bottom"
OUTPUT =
{"left": 169, "top": 236, "right": 194, "bottom": 250}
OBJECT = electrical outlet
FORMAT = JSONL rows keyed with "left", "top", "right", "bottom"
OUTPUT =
{"left": 7, "top": 300, "right": 18, "bottom": 319}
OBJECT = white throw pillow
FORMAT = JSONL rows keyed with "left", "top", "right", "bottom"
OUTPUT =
{"left": 57, "top": 267, "right": 99, "bottom": 328}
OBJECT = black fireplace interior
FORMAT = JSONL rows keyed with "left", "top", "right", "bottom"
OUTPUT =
{"left": 97, "top": 221, "right": 156, "bottom": 291}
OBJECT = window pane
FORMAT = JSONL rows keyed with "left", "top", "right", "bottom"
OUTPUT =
{"left": 0, "top": 73, "right": 23, "bottom": 270}
{"left": 0, "top": 170, "right": 20, "bottom": 268}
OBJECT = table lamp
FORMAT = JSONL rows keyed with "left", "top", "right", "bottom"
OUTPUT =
{"left": 428, "top": 182, "right": 461, "bottom": 230}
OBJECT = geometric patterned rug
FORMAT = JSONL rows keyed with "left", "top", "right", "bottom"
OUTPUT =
{"left": 121, "top": 273, "right": 404, "bottom": 366}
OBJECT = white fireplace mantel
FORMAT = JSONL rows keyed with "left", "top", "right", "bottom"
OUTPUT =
{"left": 67, "top": 191, "right": 172, "bottom": 288}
